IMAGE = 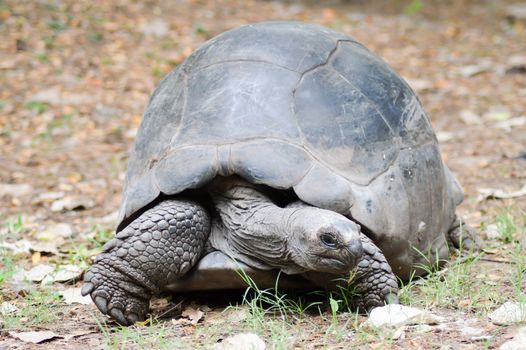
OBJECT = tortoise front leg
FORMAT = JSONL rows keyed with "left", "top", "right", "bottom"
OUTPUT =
{"left": 351, "top": 233, "right": 399, "bottom": 311}
{"left": 82, "top": 199, "right": 210, "bottom": 325}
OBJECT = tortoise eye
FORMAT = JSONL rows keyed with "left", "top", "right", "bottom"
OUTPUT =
{"left": 320, "top": 233, "right": 338, "bottom": 248}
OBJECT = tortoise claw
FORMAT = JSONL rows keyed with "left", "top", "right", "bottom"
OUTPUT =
{"left": 94, "top": 296, "right": 108, "bottom": 314}
{"left": 127, "top": 313, "right": 139, "bottom": 325}
{"left": 110, "top": 308, "right": 128, "bottom": 326}
{"left": 81, "top": 282, "right": 94, "bottom": 296}
{"left": 83, "top": 259, "right": 151, "bottom": 324}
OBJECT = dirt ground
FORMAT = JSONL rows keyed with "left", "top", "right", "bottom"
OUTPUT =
{"left": 1, "top": 0, "right": 525, "bottom": 349}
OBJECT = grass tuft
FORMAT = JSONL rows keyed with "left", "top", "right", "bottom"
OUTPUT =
{"left": 496, "top": 210, "right": 518, "bottom": 244}
{"left": 1, "top": 289, "right": 62, "bottom": 330}
{"left": 5, "top": 215, "right": 24, "bottom": 235}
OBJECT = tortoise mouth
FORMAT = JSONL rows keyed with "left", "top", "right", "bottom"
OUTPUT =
{"left": 314, "top": 241, "right": 363, "bottom": 273}
{"left": 313, "top": 255, "right": 354, "bottom": 274}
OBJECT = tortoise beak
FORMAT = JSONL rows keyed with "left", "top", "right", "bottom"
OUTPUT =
{"left": 346, "top": 239, "right": 364, "bottom": 266}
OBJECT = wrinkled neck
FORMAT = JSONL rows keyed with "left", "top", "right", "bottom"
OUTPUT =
{"left": 207, "top": 178, "right": 303, "bottom": 272}
{"left": 210, "top": 181, "right": 288, "bottom": 237}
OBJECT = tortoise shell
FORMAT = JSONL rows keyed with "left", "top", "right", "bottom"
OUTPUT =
{"left": 118, "top": 21, "right": 463, "bottom": 279}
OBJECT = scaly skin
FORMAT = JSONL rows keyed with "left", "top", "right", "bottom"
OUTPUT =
{"left": 83, "top": 182, "right": 399, "bottom": 324}
{"left": 82, "top": 199, "right": 210, "bottom": 325}
{"left": 352, "top": 233, "right": 399, "bottom": 311}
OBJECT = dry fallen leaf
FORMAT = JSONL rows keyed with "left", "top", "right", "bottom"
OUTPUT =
{"left": 60, "top": 287, "right": 92, "bottom": 305}
{"left": 214, "top": 333, "right": 266, "bottom": 350}
{"left": 459, "top": 62, "right": 492, "bottom": 77}
{"left": 484, "top": 224, "right": 500, "bottom": 240}
{"left": 32, "top": 191, "right": 65, "bottom": 205}
{"left": 51, "top": 196, "right": 95, "bottom": 212}
{"left": 436, "top": 131, "right": 455, "bottom": 143}
{"left": 36, "top": 223, "right": 74, "bottom": 241}
{"left": 42, "top": 264, "right": 84, "bottom": 285}
{"left": 181, "top": 306, "right": 204, "bottom": 325}
{"left": 31, "top": 251, "right": 41, "bottom": 264}
{"left": 14, "top": 264, "right": 54, "bottom": 282}
{"left": 9, "top": 331, "right": 61, "bottom": 344}
{"left": 224, "top": 307, "right": 250, "bottom": 323}
{"left": 457, "top": 299, "right": 473, "bottom": 309}
{"left": 392, "top": 326, "right": 407, "bottom": 340}
{"left": 478, "top": 183, "right": 526, "bottom": 201}
{"left": 170, "top": 318, "right": 188, "bottom": 326}
{"left": 495, "top": 116, "right": 526, "bottom": 132}
{"left": 0, "top": 183, "right": 33, "bottom": 197}
{"left": 459, "top": 109, "right": 482, "bottom": 125}
{"left": 0, "top": 240, "right": 32, "bottom": 254}
{"left": 29, "top": 241, "right": 60, "bottom": 255}
{"left": 0, "top": 302, "right": 19, "bottom": 315}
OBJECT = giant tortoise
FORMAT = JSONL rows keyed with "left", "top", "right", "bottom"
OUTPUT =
{"left": 82, "top": 21, "right": 475, "bottom": 325}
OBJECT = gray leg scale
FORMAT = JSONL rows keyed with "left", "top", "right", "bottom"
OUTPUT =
{"left": 81, "top": 199, "right": 211, "bottom": 325}
{"left": 353, "top": 233, "right": 399, "bottom": 311}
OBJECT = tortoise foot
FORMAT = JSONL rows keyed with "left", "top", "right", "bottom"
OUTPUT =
{"left": 82, "top": 260, "right": 150, "bottom": 325}
{"left": 352, "top": 234, "right": 399, "bottom": 312}
{"left": 448, "top": 217, "right": 482, "bottom": 251}
{"left": 82, "top": 199, "right": 211, "bottom": 325}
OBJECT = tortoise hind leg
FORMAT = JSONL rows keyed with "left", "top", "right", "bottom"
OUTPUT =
{"left": 82, "top": 199, "right": 211, "bottom": 325}
{"left": 447, "top": 216, "right": 482, "bottom": 251}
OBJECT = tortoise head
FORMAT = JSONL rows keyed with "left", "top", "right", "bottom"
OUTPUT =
{"left": 286, "top": 207, "right": 364, "bottom": 274}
